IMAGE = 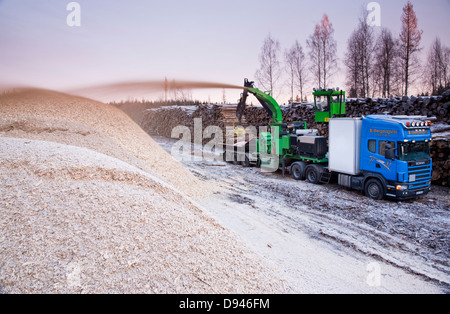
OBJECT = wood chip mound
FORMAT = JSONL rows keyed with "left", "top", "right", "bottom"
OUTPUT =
{"left": 0, "top": 89, "right": 208, "bottom": 198}
{"left": 0, "top": 90, "right": 288, "bottom": 294}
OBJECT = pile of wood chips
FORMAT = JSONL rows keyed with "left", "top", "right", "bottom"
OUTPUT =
{"left": 0, "top": 89, "right": 288, "bottom": 294}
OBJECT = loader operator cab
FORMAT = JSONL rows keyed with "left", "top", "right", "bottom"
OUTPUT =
{"left": 315, "top": 95, "right": 329, "bottom": 112}
{"left": 313, "top": 88, "right": 346, "bottom": 123}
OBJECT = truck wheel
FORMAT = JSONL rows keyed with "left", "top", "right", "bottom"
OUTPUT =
{"left": 291, "top": 162, "right": 306, "bottom": 181}
{"left": 365, "top": 179, "right": 385, "bottom": 200}
{"left": 305, "top": 164, "right": 321, "bottom": 184}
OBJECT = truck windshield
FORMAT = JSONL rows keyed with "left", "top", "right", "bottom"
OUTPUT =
{"left": 398, "top": 142, "right": 430, "bottom": 161}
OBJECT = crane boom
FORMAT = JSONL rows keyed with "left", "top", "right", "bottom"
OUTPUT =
{"left": 236, "top": 79, "right": 283, "bottom": 124}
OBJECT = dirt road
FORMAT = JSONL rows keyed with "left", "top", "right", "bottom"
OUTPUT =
{"left": 154, "top": 136, "right": 450, "bottom": 294}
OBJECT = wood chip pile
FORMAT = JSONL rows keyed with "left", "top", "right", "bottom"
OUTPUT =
{"left": 0, "top": 89, "right": 288, "bottom": 294}
{"left": 0, "top": 89, "right": 206, "bottom": 198}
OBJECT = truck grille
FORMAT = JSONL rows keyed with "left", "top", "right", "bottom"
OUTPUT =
{"left": 408, "top": 163, "right": 432, "bottom": 190}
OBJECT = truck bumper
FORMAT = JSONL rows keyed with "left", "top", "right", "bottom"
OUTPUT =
{"left": 386, "top": 186, "right": 431, "bottom": 200}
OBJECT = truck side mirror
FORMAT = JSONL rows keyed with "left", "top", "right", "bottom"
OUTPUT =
{"left": 385, "top": 144, "right": 395, "bottom": 160}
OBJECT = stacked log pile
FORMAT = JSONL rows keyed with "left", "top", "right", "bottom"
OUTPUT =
{"left": 346, "top": 94, "right": 449, "bottom": 124}
{"left": 141, "top": 91, "right": 449, "bottom": 186}
{"left": 431, "top": 141, "right": 449, "bottom": 187}
{"left": 431, "top": 124, "right": 450, "bottom": 187}
{"left": 141, "top": 105, "right": 233, "bottom": 144}
{"left": 141, "top": 106, "right": 195, "bottom": 138}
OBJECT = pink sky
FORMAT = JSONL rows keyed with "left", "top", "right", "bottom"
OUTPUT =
{"left": 1, "top": 0, "right": 449, "bottom": 103}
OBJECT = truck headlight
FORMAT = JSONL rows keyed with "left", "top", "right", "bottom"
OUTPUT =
{"left": 396, "top": 185, "right": 407, "bottom": 190}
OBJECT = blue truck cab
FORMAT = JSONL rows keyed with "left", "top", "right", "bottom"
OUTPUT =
{"left": 360, "top": 115, "right": 432, "bottom": 200}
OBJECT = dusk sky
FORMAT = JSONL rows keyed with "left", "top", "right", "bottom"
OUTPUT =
{"left": 1, "top": 0, "right": 449, "bottom": 103}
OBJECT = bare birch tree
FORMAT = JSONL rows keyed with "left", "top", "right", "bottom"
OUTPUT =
{"left": 359, "top": 15, "right": 375, "bottom": 98}
{"left": 399, "top": 1, "right": 423, "bottom": 96}
{"left": 443, "top": 48, "right": 450, "bottom": 91}
{"left": 344, "top": 11, "right": 375, "bottom": 98}
{"left": 345, "top": 30, "right": 360, "bottom": 98}
{"left": 255, "top": 34, "right": 281, "bottom": 96}
{"left": 374, "top": 28, "right": 397, "bottom": 98}
{"left": 292, "top": 41, "right": 309, "bottom": 101}
{"left": 285, "top": 41, "right": 309, "bottom": 102}
{"left": 308, "top": 23, "right": 323, "bottom": 89}
{"left": 307, "top": 14, "right": 337, "bottom": 90}
{"left": 425, "top": 38, "right": 450, "bottom": 95}
{"left": 285, "top": 46, "right": 296, "bottom": 103}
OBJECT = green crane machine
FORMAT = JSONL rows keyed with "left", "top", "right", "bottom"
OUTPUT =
{"left": 228, "top": 79, "right": 340, "bottom": 179}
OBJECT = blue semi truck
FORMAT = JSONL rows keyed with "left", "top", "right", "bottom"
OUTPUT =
{"left": 230, "top": 80, "right": 433, "bottom": 201}
{"left": 327, "top": 115, "right": 432, "bottom": 200}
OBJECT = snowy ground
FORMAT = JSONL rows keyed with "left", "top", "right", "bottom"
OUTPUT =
{"left": 154, "top": 136, "right": 450, "bottom": 294}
